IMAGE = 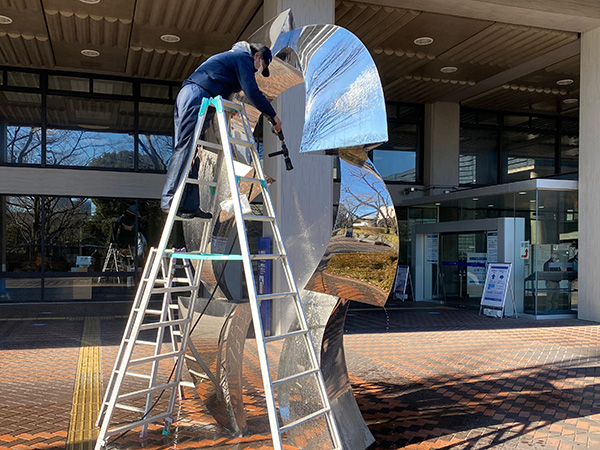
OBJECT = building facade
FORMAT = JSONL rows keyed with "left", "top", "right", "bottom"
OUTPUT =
{"left": 0, "top": 0, "right": 599, "bottom": 322}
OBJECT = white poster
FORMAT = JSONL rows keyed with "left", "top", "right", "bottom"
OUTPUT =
{"left": 426, "top": 234, "right": 439, "bottom": 264}
{"left": 487, "top": 232, "right": 498, "bottom": 263}
{"left": 481, "top": 263, "right": 512, "bottom": 312}
{"left": 467, "top": 253, "right": 487, "bottom": 296}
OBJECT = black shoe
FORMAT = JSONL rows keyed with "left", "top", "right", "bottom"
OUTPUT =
{"left": 176, "top": 208, "right": 212, "bottom": 220}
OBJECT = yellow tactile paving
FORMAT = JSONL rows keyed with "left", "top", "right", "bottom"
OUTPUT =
{"left": 66, "top": 317, "right": 103, "bottom": 450}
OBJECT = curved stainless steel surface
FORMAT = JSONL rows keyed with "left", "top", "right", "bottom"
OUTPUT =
{"left": 306, "top": 148, "right": 399, "bottom": 306}
{"left": 179, "top": 11, "right": 393, "bottom": 450}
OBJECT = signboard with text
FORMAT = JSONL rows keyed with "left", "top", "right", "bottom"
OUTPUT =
{"left": 426, "top": 234, "right": 439, "bottom": 264}
{"left": 393, "top": 265, "right": 410, "bottom": 299}
{"left": 480, "top": 263, "right": 512, "bottom": 316}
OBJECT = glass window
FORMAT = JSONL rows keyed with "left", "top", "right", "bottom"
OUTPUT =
{"left": 93, "top": 79, "right": 133, "bottom": 96}
{"left": 6, "top": 71, "right": 40, "bottom": 88}
{"left": 560, "top": 119, "right": 578, "bottom": 174}
{"left": 503, "top": 130, "right": 556, "bottom": 182}
{"left": 0, "top": 91, "right": 43, "bottom": 164}
{"left": 372, "top": 122, "right": 420, "bottom": 182}
{"left": 138, "top": 134, "right": 172, "bottom": 171}
{"left": 140, "top": 83, "right": 170, "bottom": 99}
{"left": 4, "top": 126, "right": 43, "bottom": 164}
{"left": 46, "top": 95, "right": 135, "bottom": 168}
{"left": 48, "top": 75, "right": 90, "bottom": 92}
{"left": 459, "top": 127, "right": 498, "bottom": 185}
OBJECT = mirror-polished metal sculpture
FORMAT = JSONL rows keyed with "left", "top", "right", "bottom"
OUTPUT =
{"left": 179, "top": 9, "right": 396, "bottom": 450}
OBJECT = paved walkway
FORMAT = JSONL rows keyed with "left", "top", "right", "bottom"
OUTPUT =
{"left": 0, "top": 302, "right": 598, "bottom": 450}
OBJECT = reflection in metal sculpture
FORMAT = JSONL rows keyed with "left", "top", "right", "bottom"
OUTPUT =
{"left": 306, "top": 149, "right": 399, "bottom": 306}
{"left": 177, "top": 10, "right": 394, "bottom": 450}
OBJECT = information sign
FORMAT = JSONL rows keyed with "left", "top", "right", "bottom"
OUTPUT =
{"left": 480, "top": 263, "right": 513, "bottom": 317}
{"left": 426, "top": 234, "right": 439, "bottom": 264}
{"left": 393, "top": 265, "right": 410, "bottom": 299}
{"left": 520, "top": 240, "right": 530, "bottom": 259}
{"left": 487, "top": 232, "right": 498, "bottom": 263}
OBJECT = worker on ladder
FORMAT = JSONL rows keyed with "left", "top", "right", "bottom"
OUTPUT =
{"left": 161, "top": 41, "right": 284, "bottom": 220}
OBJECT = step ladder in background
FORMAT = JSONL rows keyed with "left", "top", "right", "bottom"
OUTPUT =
{"left": 94, "top": 96, "right": 341, "bottom": 450}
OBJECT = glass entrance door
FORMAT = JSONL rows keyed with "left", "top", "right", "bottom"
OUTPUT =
{"left": 439, "top": 231, "right": 487, "bottom": 307}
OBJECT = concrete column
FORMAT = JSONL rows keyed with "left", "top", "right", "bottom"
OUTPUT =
{"left": 578, "top": 27, "right": 600, "bottom": 322}
{"left": 423, "top": 102, "right": 460, "bottom": 190}
{"left": 263, "top": 0, "right": 335, "bottom": 333}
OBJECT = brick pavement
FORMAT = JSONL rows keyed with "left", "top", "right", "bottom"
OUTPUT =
{"left": 0, "top": 302, "right": 598, "bottom": 450}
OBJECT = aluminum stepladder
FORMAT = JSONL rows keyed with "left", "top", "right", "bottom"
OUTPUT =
{"left": 95, "top": 95, "right": 341, "bottom": 450}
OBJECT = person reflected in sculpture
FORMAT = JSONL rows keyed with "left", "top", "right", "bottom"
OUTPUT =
{"left": 161, "top": 42, "right": 283, "bottom": 219}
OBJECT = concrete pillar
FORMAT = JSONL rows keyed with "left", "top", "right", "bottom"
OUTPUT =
{"left": 263, "top": 0, "right": 335, "bottom": 333}
{"left": 578, "top": 27, "right": 600, "bottom": 323}
{"left": 424, "top": 102, "right": 460, "bottom": 190}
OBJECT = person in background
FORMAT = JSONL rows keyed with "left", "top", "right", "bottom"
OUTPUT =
{"left": 543, "top": 253, "right": 561, "bottom": 311}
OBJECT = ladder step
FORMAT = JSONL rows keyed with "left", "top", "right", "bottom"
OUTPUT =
{"left": 104, "top": 412, "right": 172, "bottom": 437}
{"left": 151, "top": 286, "right": 196, "bottom": 294}
{"left": 117, "top": 382, "right": 179, "bottom": 402}
{"left": 278, "top": 407, "right": 331, "bottom": 435}
{"left": 129, "top": 350, "right": 182, "bottom": 366}
{"left": 237, "top": 175, "right": 265, "bottom": 186}
{"left": 257, "top": 292, "right": 297, "bottom": 301}
{"left": 197, "top": 139, "right": 223, "bottom": 151}
{"left": 139, "top": 318, "right": 190, "bottom": 331}
{"left": 170, "top": 252, "right": 244, "bottom": 261}
{"left": 180, "top": 380, "right": 196, "bottom": 388}
{"left": 250, "top": 254, "right": 285, "bottom": 260}
{"left": 264, "top": 329, "right": 307, "bottom": 343}
{"left": 220, "top": 98, "right": 242, "bottom": 111}
{"left": 124, "top": 339, "right": 156, "bottom": 346}
{"left": 230, "top": 136, "right": 254, "bottom": 147}
{"left": 124, "top": 371, "right": 152, "bottom": 380}
{"left": 114, "top": 403, "right": 145, "bottom": 413}
{"left": 153, "top": 278, "right": 191, "bottom": 284}
{"left": 185, "top": 177, "right": 217, "bottom": 187}
{"left": 144, "top": 309, "right": 163, "bottom": 315}
{"left": 243, "top": 214, "right": 276, "bottom": 222}
{"left": 272, "top": 368, "right": 319, "bottom": 387}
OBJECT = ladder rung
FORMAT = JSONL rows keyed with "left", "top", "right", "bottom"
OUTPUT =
{"left": 104, "top": 412, "right": 172, "bottom": 437}
{"left": 172, "top": 330, "right": 182, "bottom": 336}
{"left": 114, "top": 403, "right": 145, "bottom": 413}
{"left": 272, "top": 368, "right": 319, "bottom": 387}
{"left": 151, "top": 286, "right": 196, "bottom": 294}
{"left": 250, "top": 254, "right": 285, "bottom": 260}
{"left": 129, "top": 350, "right": 181, "bottom": 366}
{"left": 144, "top": 309, "right": 163, "bottom": 315}
{"left": 278, "top": 407, "right": 331, "bottom": 435}
{"left": 237, "top": 175, "right": 264, "bottom": 185}
{"left": 220, "top": 98, "right": 242, "bottom": 111}
{"left": 257, "top": 292, "right": 297, "bottom": 301}
{"left": 124, "top": 339, "right": 156, "bottom": 346}
{"left": 170, "top": 252, "right": 244, "bottom": 261}
{"left": 117, "top": 382, "right": 179, "bottom": 402}
{"left": 185, "top": 177, "right": 217, "bottom": 187}
{"left": 197, "top": 139, "right": 223, "bottom": 151}
{"left": 139, "top": 318, "right": 189, "bottom": 331}
{"left": 264, "top": 329, "right": 307, "bottom": 343}
{"left": 153, "top": 278, "right": 190, "bottom": 284}
{"left": 180, "top": 380, "right": 196, "bottom": 388}
{"left": 188, "top": 368, "right": 211, "bottom": 380}
{"left": 168, "top": 303, "right": 180, "bottom": 309}
{"left": 230, "top": 136, "right": 254, "bottom": 147}
{"left": 243, "top": 214, "right": 276, "bottom": 222}
{"left": 124, "top": 371, "right": 152, "bottom": 380}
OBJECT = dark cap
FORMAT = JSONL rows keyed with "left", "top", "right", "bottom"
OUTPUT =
{"left": 255, "top": 45, "right": 272, "bottom": 77}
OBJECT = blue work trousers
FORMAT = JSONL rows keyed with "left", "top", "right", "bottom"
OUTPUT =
{"left": 161, "top": 83, "right": 214, "bottom": 212}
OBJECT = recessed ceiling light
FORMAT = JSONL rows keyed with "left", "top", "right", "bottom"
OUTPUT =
{"left": 539, "top": 205, "right": 545, "bottom": 209}
{"left": 80, "top": 0, "right": 100, "bottom": 3}
{"left": 472, "top": 197, "right": 479, "bottom": 201}
{"left": 530, "top": 199, "right": 536, "bottom": 203}
{"left": 160, "top": 34, "right": 181, "bottom": 43}
{"left": 563, "top": 98, "right": 578, "bottom": 104}
{"left": 519, "top": 191, "right": 527, "bottom": 195}
{"left": 0, "top": 15, "right": 13, "bottom": 24}
{"left": 488, "top": 204, "right": 494, "bottom": 207}
{"left": 414, "top": 37, "right": 434, "bottom": 46}
{"left": 556, "top": 79, "right": 574, "bottom": 86}
{"left": 81, "top": 49, "right": 100, "bottom": 57}
{"left": 440, "top": 66, "right": 458, "bottom": 74}
{"left": 435, "top": 202, "right": 441, "bottom": 206}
